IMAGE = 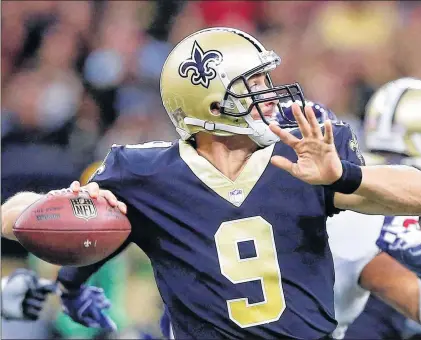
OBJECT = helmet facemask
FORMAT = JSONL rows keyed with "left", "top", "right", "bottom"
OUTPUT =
{"left": 216, "top": 51, "right": 306, "bottom": 146}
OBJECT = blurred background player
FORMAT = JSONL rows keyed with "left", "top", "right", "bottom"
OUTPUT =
{"left": 342, "top": 79, "right": 421, "bottom": 340}
{"left": 2, "top": 269, "right": 56, "bottom": 321}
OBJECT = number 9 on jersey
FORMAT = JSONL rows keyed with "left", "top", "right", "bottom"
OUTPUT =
{"left": 215, "top": 216, "right": 286, "bottom": 328}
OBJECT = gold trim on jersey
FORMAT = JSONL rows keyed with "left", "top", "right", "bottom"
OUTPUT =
{"left": 179, "top": 140, "right": 275, "bottom": 207}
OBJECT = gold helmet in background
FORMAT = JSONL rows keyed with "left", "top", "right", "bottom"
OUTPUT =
{"left": 160, "top": 27, "right": 305, "bottom": 147}
{"left": 364, "top": 77, "right": 421, "bottom": 158}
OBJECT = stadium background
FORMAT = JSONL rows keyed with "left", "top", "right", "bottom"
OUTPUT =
{"left": 1, "top": 1, "right": 421, "bottom": 339}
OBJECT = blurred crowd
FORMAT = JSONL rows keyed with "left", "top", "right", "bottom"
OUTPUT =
{"left": 2, "top": 0, "right": 421, "bottom": 339}
{"left": 2, "top": 0, "right": 421, "bottom": 198}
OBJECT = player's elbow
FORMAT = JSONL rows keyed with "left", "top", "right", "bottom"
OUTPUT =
{"left": 1, "top": 192, "right": 42, "bottom": 242}
{"left": 1, "top": 207, "right": 19, "bottom": 241}
{"left": 2, "top": 219, "right": 15, "bottom": 241}
{"left": 1, "top": 220, "right": 15, "bottom": 241}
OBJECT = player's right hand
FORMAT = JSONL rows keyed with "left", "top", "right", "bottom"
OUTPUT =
{"left": 269, "top": 103, "right": 343, "bottom": 186}
{"left": 69, "top": 181, "right": 127, "bottom": 215}
{"left": 60, "top": 284, "right": 117, "bottom": 331}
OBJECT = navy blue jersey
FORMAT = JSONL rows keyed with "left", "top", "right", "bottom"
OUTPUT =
{"left": 62, "top": 124, "right": 363, "bottom": 340}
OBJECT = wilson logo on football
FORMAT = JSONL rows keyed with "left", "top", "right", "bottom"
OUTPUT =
{"left": 70, "top": 197, "right": 98, "bottom": 220}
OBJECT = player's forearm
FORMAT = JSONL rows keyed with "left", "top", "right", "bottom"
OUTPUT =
{"left": 360, "top": 253, "right": 420, "bottom": 322}
{"left": 1, "top": 192, "right": 43, "bottom": 241}
{"left": 57, "top": 266, "right": 100, "bottom": 291}
{"left": 354, "top": 165, "right": 421, "bottom": 215}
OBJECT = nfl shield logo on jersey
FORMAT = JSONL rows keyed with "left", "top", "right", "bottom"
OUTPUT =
{"left": 70, "top": 197, "right": 98, "bottom": 220}
{"left": 228, "top": 189, "right": 244, "bottom": 207}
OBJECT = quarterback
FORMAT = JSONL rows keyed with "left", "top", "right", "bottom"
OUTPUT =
{"left": 2, "top": 28, "right": 421, "bottom": 339}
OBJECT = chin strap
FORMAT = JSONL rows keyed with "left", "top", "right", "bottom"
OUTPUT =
{"left": 184, "top": 117, "right": 253, "bottom": 135}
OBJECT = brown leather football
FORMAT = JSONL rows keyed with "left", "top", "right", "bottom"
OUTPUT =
{"left": 13, "top": 190, "right": 131, "bottom": 267}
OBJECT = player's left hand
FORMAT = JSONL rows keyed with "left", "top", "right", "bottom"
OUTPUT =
{"left": 60, "top": 284, "right": 117, "bottom": 331}
{"left": 2, "top": 269, "right": 57, "bottom": 320}
{"left": 269, "top": 103, "right": 342, "bottom": 185}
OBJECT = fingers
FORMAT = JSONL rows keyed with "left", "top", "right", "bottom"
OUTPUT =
{"left": 39, "top": 283, "right": 58, "bottom": 295}
{"left": 24, "top": 298, "right": 45, "bottom": 310}
{"left": 89, "top": 287, "right": 105, "bottom": 294}
{"left": 70, "top": 181, "right": 81, "bottom": 193}
{"left": 97, "top": 299, "right": 112, "bottom": 310}
{"left": 270, "top": 155, "right": 297, "bottom": 176}
{"left": 291, "top": 103, "right": 311, "bottom": 137}
{"left": 84, "top": 182, "right": 100, "bottom": 198}
{"left": 71, "top": 182, "right": 127, "bottom": 214}
{"left": 23, "top": 297, "right": 45, "bottom": 320}
{"left": 323, "top": 120, "right": 334, "bottom": 144}
{"left": 305, "top": 105, "right": 323, "bottom": 139}
{"left": 101, "top": 190, "right": 118, "bottom": 206}
{"left": 29, "top": 290, "right": 48, "bottom": 300}
{"left": 24, "top": 306, "right": 41, "bottom": 320}
{"left": 117, "top": 202, "right": 127, "bottom": 215}
{"left": 98, "top": 190, "right": 127, "bottom": 214}
{"left": 98, "top": 312, "right": 118, "bottom": 331}
{"left": 77, "top": 300, "right": 93, "bottom": 320}
{"left": 269, "top": 122, "right": 300, "bottom": 148}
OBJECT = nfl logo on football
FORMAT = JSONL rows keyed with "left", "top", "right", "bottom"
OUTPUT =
{"left": 229, "top": 189, "right": 244, "bottom": 207}
{"left": 70, "top": 198, "right": 98, "bottom": 220}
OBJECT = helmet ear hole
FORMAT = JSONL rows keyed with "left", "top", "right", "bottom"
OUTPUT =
{"left": 210, "top": 101, "right": 221, "bottom": 111}
{"left": 210, "top": 101, "right": 221, "bottom": 116}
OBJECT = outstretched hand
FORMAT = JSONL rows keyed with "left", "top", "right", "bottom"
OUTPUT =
{"left": 269, "top": 103, "right": 343, "bottom": 185}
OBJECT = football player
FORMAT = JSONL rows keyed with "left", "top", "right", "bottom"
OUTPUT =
{"left": 334, "top": 78, "right": 421, "bottom": 339}
{"left": 2, "top": 28, "right": 421, "bottom": 339}
{"left": 2, "top": 269, "right": 56, "bottom": 321}
{"left": 159, "top": 96, "right": 421, "bottom": 340}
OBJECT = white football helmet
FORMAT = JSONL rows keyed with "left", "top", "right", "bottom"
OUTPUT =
{"left": 160, "top": 27, "right": 305, "bottom": 147}
{"left": 364, "top": 77, "right": 421, "bottom": 157}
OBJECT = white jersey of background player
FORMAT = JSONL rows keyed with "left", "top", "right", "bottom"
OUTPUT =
{"left": 328, "top": 211, "right": 384, "bottom": 339}
{"left": 328, "top": 77, "right": 421, "bottom": 339}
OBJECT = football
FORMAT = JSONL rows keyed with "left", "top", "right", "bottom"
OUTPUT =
{"left": 13, "top": 190, "right": 131, "bottom": 267}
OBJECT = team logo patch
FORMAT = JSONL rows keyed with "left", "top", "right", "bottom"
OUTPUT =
{"left": 349, "top": 130, "right": 365, "bottom": 165}
{"left": 229, "top": 189, "right": 245, "bottom": 207}
{"left": 70, "top": 197, "right": 97, "bottom": 220}
{"left": 96, "top": 164, "right": 105, "bottom": 175}
{"left": 178, "top": 41, "right": 223, "bottom": 89}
